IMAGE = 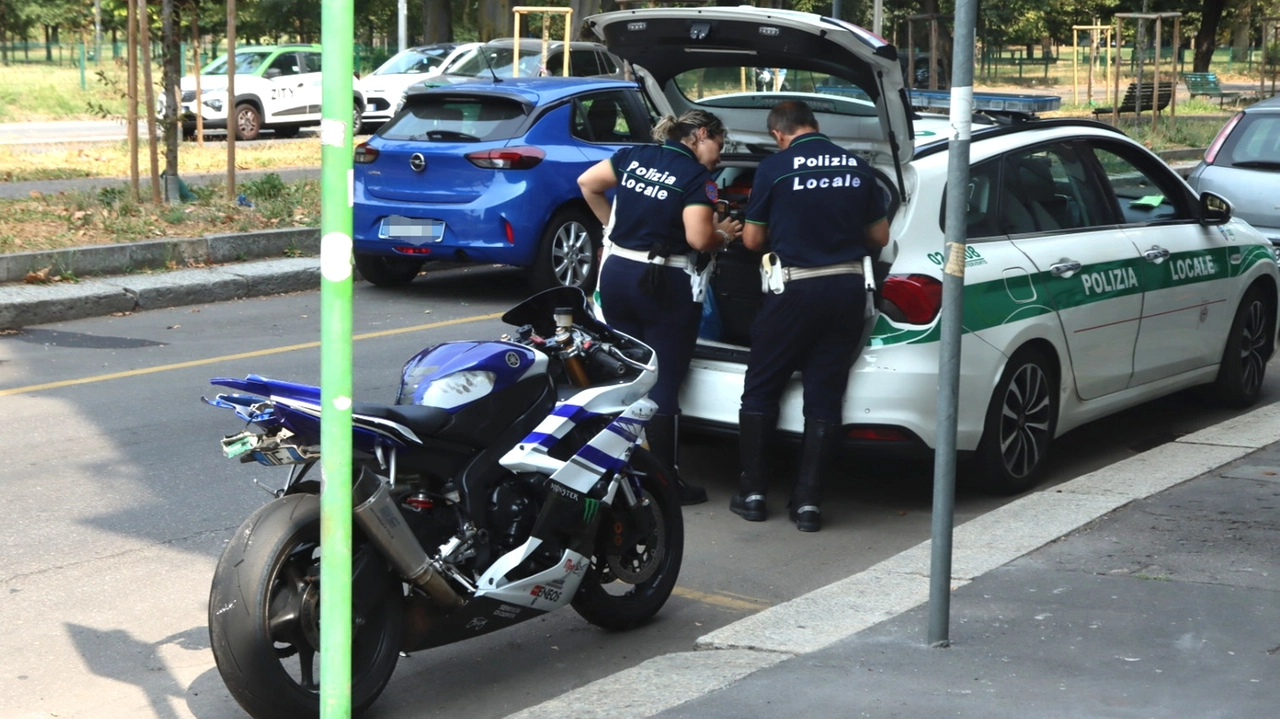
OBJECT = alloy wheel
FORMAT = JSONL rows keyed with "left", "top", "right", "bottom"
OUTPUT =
{"left": 550, "top": 221, "right": 593, "bottom": 288}
{"left": 996, "top": 361, "right": 1053, "bottom": 480}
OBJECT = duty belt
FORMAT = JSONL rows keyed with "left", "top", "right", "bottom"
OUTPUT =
{"left": 783, "top": 261, "right": 863, "bottom": 282}
{"left": 608, "top": 244, "right": 691, "bottom": 269}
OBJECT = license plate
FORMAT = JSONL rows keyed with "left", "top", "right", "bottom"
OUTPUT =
{"left": 379, "top": 216, "right": 445, "bottom": 243}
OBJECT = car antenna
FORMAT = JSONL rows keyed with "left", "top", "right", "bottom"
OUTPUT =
{"left": 478, "top": 47, "right": 502, "bottom": 84}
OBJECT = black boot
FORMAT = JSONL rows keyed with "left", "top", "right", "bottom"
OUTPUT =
{"left": 647, "top": 413, "right": 707, "bottom": 506}
{"left": 730, "top": 411, "right": 776, "bottom": 521}
{"left": 789, "top": 419, "right": 840, "bottom": 532}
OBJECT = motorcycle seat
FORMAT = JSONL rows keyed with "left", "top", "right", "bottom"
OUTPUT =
{"left": 352, "top": 403, "right": 451, "bottom": 439}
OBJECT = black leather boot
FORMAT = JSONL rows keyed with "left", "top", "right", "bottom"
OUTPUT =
{"left": 647, "top": 413, "right": 707, "bottom": 506}
{"left": 789, "top": 419, "right": 840, "bottom": 532}
{"left": 730, "top": 411, "right": 776, "bottom": 521}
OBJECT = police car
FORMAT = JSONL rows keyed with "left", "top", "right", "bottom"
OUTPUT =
{"left": 587, "top": 6, "right": 1280, "bottom": 493}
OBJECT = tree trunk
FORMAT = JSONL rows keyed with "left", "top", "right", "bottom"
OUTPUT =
{"left": 1193, "top": 0, "right": 1229, "bottom": 72}
{"left": 1231, "top": 5, "right": 1251, "bottom": 63}
{"left": 161, "top": 0, "right": 179, "bottom": 198}
{"left": 477, "top": 0, "right": 512, "bottom": 43}
{"left": 422, "top": 0, "right": 452, "bottom": 43}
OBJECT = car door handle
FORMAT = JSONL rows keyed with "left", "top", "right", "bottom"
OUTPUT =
{"left": 1050, "top": 261, "right": 1082, "bottom": 276}
{"left": 1143, "top": 247, "right": 1170, "bottom": 262}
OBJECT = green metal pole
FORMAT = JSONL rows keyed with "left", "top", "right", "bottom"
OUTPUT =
{"left": 80, "top": 42, "right": 86, "bottom": 89}
{"left": 319, "top": 0, "right": 355, "bottom": 714}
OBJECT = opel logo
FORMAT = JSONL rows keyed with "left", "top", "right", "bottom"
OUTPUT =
{"left": 409, "top": 153, "right": 426, "bottom": 172}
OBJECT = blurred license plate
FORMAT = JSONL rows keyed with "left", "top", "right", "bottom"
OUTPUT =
{"left": 379, "top": 216, "right": 445, "bottom": 243}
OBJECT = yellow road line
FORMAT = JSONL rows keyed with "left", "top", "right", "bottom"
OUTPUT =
{"left": 672, "top": 586, "right": 771, "bottom": 613}
{"left": 0, "top": 312, "right": 504, "bottom": 397}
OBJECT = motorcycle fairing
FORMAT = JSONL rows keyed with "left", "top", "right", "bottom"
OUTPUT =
{"left": 397, "top": 341, "right": 548, "bottom": 411}
{"left": 210, "top": 374, "right": 321, "bottom": 404}
{"left": 472, "top": 536, "right": 591, "bottom": 614}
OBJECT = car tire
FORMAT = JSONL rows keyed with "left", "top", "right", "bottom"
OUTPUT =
{"left": 354, "top": 254, "right": 424, "bottom": 287}
{"left": 234, "top": 103, "right": 262, "bottom": 141}
{"left": 973, "top": 347, "right": 1058, "bottom": 495}
{"left": 530, "top": 208, "right": 601, "bottom": 292}
{"left": 1205, "top": 286, "right": 1273, "bottom": 408}
{"left": 354, "top": 102, "right": 365, "bottom": 134}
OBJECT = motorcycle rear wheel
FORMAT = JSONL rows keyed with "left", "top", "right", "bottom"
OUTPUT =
{"left": 571, "top": 447, "right": 684, "bottom": 631}
{"left": 209, "top": 493, "right": 404, "bottom": 719}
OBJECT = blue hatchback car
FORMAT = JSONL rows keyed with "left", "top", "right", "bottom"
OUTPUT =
{"left": 352, "top": 76, "right": 655, "bottom": 290}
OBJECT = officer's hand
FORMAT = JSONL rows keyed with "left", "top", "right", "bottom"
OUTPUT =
{"left": 717, "top": 217, "right": 744, "bottom": 241}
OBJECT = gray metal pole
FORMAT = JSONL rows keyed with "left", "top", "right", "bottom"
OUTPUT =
{"left": 928, "top": 0, "right": 977, "bottom": 648}
{"left": 398, "top": 0, "right": 408, "bottom": 53}
{"left": 832, "top": 0, "right": 842, "bottom": 21}
{"left": 874, "top": 0, "right": 884, "bottom": 36}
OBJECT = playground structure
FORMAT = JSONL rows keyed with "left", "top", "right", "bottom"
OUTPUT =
{"left": 1071, "top": 23, "right": 1114, "bottom": 108}
{"left": 511, "top": 5, "right": 572, "bottom": 78}
{"left": 1110, "top": 12, "right": 1181, "bottom": 130}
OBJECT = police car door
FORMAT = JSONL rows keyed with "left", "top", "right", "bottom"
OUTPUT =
{"left": 1084, "top": 139, "right": 1232, "bottom": 386}
{"left": 1004, "top": 142, "right": 1145, "bottom": 400}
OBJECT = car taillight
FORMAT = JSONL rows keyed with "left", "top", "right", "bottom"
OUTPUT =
{"left": 881, "top": 274, "right": 943, "bottom": 325}
{"left": 1204, "top": 112, "right": 1243, "bottom": 165}
{"left": 354, "top": 142, "right": 379, "bottom": 164}
{"left": 466, "top": 146, "right": 545, "bottom": 170}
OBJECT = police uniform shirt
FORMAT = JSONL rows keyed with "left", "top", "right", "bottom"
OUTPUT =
{"left": 608, "top": 141, "right": 716, "bottom": 254}
{"left": 744, "top": 132, "right": 886, "bottom": 268}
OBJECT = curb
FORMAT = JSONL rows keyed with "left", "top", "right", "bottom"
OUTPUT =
{"left": 0, "top": 227, "right": 320, "bottom": 284}
{"left": 0, "top": 257, "right": 321, "bottom": 328}
{"left": 505, "top": 402, "right": 1280, "bottom": 719}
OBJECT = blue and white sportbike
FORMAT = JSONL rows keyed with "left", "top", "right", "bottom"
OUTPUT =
{"left": 203, "top": 287, "right": 681, "bottom": 719}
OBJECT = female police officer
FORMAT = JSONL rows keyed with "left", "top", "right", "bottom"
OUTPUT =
{"left": 577, "top": 109, "right": 741, "bottom": 505}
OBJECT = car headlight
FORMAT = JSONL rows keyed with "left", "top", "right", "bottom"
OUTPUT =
{"left": 204, "top": 98, "right": 223, "bottom": 111}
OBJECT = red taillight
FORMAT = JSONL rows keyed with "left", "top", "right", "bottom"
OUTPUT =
{"left": 466, "top": 146, "right": 546, "bottom": 170}
{"left": 1204, "top": 112, "right": 1243, "bottom": 164}
{"left": 502, "top": 218, "right": 515, "bottom": 244}
{"left": 354, "top": 142, "right": 379, "bottom": 164}
{"left": 394, "top": 247, "right": 432, "bottom": 255}
{"left": 846, "top": 426, "right": 912, "bottom": 442}
{"left": 881, "top": 274, "right": 943, "bottom": 325}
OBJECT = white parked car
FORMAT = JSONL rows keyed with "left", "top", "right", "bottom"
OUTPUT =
{"left": 177, "top": 44, "right": 365, "bottom": 140}
{"left": 357, "top": 43, "right": 480, "bottom": 127}
{"left": 587, "top": 6, "right": 1280, "bottom": 493}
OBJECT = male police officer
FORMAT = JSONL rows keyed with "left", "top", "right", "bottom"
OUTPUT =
{"left": 730, "top": 100, "right": 890, "bottom": 532}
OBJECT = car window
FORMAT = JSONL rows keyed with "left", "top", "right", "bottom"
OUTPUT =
{"left": 204, "top": 51, "right": 270, "bottom": 75}
{"left": 671, "top": 66, "right": 879, "bottom": 118}
{"left": 268, "top": 53, "right": 300, "bottom": 77}
{"left": 997, "top": 144, "right": 1109, "bottom": 234}
{"left": 569, "top": 50, "right": 601, "bottom": 77}
{"left": 449, "top": 48, "right": 544, "bottom": 78}
{"left": 380, "top": 96, "right": 529, "bottom": 142}
{"left": 300, "top": 52, "right": 322, "bottom": 73}
{"left": 1088, "top": 142, "right": 1191, "bottom": 224}
{"left": 375, "top": 48, "right": 451, "bottom": 76}
{"left": 1218, "top": 114, "right": 1280, "bottom": 166}
{"left": 597, "top": 51, "right": 619, "bottom": 75}
{"left": 959, "top": 161, "right": 1002, "bottom": 239}
{"left": 572, "top": 92, "right": 642, "bottom": 144}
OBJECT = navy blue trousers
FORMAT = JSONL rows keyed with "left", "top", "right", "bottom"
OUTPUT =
{"left": 599, "top": 256, "right": 701, "bottom": 415}
{"left": 740, "top": 274, "right": 865, "bottom": 423}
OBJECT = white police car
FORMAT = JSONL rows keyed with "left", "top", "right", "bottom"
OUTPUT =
{"left": 588, "top": 6, "right": 1280, "bottom": 492}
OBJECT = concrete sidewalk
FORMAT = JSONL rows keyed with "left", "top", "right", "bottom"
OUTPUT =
{"left": 509, "top": 405, "right": 1280, "bottom": 718}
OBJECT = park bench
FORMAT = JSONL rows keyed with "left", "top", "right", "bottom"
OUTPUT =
{"left": 1181, "top": 72, "right": 1241, "bottom": 106}
{"left": 1092, "top": 81, "right": 1173, "bottom": 119}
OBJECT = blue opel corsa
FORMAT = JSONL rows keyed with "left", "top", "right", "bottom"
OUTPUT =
{"left": 352, "top": 76, "right": 655, "bottom": 290}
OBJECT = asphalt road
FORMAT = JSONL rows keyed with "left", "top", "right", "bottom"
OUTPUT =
{"left": 2, "top": 264, "right": 1277, "bottom": 719}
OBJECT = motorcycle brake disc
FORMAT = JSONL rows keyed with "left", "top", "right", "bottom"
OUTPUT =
{"left": 606, "top": 490, "right": 666, "bottom": 584}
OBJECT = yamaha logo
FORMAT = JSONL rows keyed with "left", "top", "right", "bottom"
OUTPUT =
{"left": 409, "top": 153, "right": 426, "bottom": 172}
{"left": 505, "top": 351, "right": 521, "bottom": 368}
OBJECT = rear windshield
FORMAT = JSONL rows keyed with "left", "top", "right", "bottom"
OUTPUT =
{"left": 672, "top": 67, "right": 879, "bottom": 117}
{"left": 446, "top": 48, "right": 548, "bottom": 78}
{"left": 379, "top": 96, "right": 529, "bottom": 142}
{"left": 1220, "top": 114, "right": 1280, "bottom": 167}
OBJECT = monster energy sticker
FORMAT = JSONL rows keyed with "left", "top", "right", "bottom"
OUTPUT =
{"left": 583, "top": 498, "right": 601, "bottom": 523}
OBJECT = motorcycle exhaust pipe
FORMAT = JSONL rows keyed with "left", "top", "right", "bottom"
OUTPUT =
{"left": 352, "top": 466, "right": 465, "bottom": 610}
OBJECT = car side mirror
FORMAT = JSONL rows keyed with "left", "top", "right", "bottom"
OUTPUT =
{"left": 1199, "top": 191, "right": 1233, "bottom": 226}
{"left": 265, "top": 68, "right": 282, "bottom": 79}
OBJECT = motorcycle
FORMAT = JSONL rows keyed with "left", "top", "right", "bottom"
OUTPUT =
{"left": 203, "top": 287, "right": 683, "bottom": 719}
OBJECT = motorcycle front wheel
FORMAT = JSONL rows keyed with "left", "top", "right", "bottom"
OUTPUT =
{"left": 209, "top": 493, "right": 404, "bottom": 719}
{"left": 571, "top": 447, "right": 684, "bottom": 631}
